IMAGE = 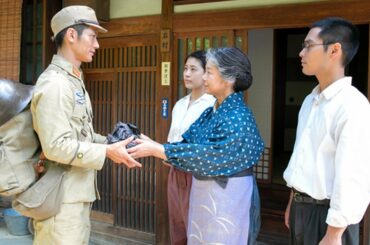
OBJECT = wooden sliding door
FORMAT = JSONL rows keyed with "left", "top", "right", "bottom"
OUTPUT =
{"left": 82, "top": 35, "right": 158, "bottom": 237}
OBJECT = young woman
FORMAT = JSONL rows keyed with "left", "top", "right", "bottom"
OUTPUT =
{"left": 129, "top": 47, "right": 264, "bottom": 244}
{"left": 167, "top": 50, "right": 215, "bottom": 245}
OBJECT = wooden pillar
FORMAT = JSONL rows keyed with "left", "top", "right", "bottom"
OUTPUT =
{"left": 368, "top": 22, "right": 370, "bottom": 102}
{"left": 365, "top": 26, "right": 370, "bottom": 245}
{"left": 364, "top": 205, "right": 370, "bottom": 245}
{"left": 155, "top": 0, "right": 173, "bottom": 244}
{"left": 357, "top": 21, "right": 370, "bottom": 245}
{"left": 366, "top": 26, "right": 370, "bottom": 245}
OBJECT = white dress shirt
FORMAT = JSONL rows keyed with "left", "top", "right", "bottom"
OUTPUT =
{"left": 284, "top": 77, "right": 370, "bottom": 227}
{"left": 167, "top": 93, "right": 215, "bottom": 143}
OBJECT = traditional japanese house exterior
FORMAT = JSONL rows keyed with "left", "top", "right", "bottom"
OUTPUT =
{"left": 1, "top": 0, "right": 369, "bottom": 244}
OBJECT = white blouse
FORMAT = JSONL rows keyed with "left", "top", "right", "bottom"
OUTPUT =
{"left": 167, "top": 93, "right": 215, "bottom": 143}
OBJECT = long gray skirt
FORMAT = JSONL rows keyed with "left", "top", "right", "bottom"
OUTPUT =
{"left": 187, "top": 176, "right": 253, "bottom": 245}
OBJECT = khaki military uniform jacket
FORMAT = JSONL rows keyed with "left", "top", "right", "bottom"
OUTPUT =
{"left": 31, "top": 55, "right": 107, "bottom": 203}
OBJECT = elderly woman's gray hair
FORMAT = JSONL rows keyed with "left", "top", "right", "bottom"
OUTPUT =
{"left": 206, "top": 47, "right": 253, "bottom": 92}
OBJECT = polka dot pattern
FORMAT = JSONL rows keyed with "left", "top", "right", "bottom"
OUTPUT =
{"left": 164, "top": 92, "right": 265, "bottom": 177}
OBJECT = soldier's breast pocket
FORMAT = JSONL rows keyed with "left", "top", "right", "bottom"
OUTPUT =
{"left": 71, "top": 104, "right": 89, "bottom": 139}
{"left": 72, "top": 104, "right": 87, "bottom": 123}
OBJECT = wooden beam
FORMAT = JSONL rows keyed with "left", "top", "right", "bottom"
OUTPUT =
{"left": 173, "top": 0, "right": 370, "bottom": 32}
{"left": 99, "top": 15, "right": 161, "bottom": 38}
{"left": 174, "top": 0, "right": 228, "bottom": 5}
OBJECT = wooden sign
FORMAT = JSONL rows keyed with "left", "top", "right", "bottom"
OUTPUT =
{"left": 160, "top": 29, "right": 170, "bottom": 52}
{"left": 161, "top": 62, "right": 171, "bottom": 86}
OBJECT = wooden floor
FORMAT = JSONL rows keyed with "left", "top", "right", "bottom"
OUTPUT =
{"left": 259, "top": 207, "right": 289, "bottom": 245}
{"left": 91, "top": 218, "right": 290, "bottom": 245}
{"left": 257, "top": 230, "right": 289, "bottom": 245}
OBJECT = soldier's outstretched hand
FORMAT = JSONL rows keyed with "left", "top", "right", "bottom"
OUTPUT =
{"left": 106, "top": 136, "right": 142, "bottom": 168}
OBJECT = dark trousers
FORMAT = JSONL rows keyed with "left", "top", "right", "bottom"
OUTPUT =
{"left": 289, "top": 200, "right": 359, "bottom": 245}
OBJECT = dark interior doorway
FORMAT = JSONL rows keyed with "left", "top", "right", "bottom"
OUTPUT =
{"left": 272, "top": 24, "right": 369, "bottom": 185}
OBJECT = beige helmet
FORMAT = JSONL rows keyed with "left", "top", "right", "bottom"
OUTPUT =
{"left": 0, "top": 79, "right": 34, "bottom": 127}
{"left": 51, "top": 5, "right": 107, "bottom": 38}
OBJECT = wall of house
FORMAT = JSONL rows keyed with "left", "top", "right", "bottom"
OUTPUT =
{"left": 110, "top": 0, "right": 161, "bottom": 18}
{"left": 247, "top": 29, "right": 274, "bottom": 147}
{"left": 0, "top": 0, "right": 22, "bottom": 81}
{"left": 109, "top": 0, "right": 324, "bottom": 18}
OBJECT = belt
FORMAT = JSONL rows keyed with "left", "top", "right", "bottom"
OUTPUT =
{"left": 292, "top": 189, "right": 330, "bottom": 206}
{"left": 194, "top": 167, "right": 253, "bottom": 189}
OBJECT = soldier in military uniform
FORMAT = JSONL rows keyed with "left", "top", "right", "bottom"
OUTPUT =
{"left": 31, "top": 5, "right": 141, "bottom": 244}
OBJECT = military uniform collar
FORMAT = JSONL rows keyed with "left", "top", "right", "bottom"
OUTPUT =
{"left": 51, "top": 55, "right": 83, "bottom": 80}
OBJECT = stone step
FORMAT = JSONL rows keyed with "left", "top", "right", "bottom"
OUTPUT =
{"left": 90, "top": 220, "right": 154, "bottom": 245}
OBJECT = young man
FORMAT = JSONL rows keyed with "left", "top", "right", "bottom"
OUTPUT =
{"left": 31, "top": 5, "right": 141, "bottom": 244}
{"left": 283, "top": 17, "right": 370, "bottom": 245}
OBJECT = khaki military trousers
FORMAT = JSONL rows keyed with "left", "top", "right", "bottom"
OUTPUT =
{"left": 33, "top": 202, "right": 91, "bottom": 245}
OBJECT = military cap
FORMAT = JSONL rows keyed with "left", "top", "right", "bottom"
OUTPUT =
{"left": 51, "top": 5, "right": 107, "bottom": 38}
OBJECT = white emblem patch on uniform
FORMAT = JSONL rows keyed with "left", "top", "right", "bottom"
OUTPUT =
{"left": 75, "top": 91, "right": 86, "bottom": 104}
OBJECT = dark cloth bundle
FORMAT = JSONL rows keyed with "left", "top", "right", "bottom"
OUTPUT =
{"left": 106, "top": 122, "right": 141, "bottom": 148}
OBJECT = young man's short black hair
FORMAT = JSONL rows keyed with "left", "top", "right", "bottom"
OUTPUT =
{"left": 54, "top": 24, "right": 89, "bottom": 49}
{"left": 312, "top": 17, "right": 359, "bottom": 66}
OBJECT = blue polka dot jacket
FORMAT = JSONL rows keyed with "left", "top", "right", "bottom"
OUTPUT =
{"left": 164, "top": 92, "right": 265, "bottom": 177}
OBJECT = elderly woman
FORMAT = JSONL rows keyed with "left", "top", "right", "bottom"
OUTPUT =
{"left": 129, "top": 47, "right": 264, "bottom": 244}
{"left": 167, "top": 50, "right": 215, "bottom": 245}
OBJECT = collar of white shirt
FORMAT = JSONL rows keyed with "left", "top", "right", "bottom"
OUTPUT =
{"left": 311, "top": 76, "right": 352, "bottom": 101}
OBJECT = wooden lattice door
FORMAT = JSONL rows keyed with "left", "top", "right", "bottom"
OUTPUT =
{"left": 83, "top": 35, "right": 158, "bottom": 235}
{"left": 173, "top": 30, "right": 271, "bottom": 183}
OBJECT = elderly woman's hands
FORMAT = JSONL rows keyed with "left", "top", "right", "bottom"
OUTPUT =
{"left": 127, "top": 134, "right": 167, "bottom": 160}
